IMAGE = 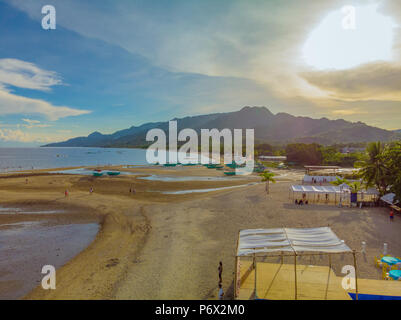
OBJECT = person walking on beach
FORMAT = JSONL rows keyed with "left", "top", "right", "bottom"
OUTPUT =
{"left": 65, "top": 189, "right": 69, "bottom": 197}
{"left": 90, "top": 187, "right": 93, "bottom": 194}
{"left": 390, "top": 209, "right": 394, "bottom": 222}
{"left": 218, "top": 261, "right": 223, "bottom": 283}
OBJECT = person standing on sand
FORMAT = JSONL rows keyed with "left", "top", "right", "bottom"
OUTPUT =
{"left": 90, "top": 187, "right": 93, "bottom": 194}
{"left": 390, "top": 209, "right": 394, "bottom": 222}
{"left": 218, "top": 261, "right": 223, "bottom": 283}
{"left": 65, "top": 189, "right": 68, "bottom": 197}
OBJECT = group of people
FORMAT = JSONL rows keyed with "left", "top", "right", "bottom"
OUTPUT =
{"left": 295, "top": 199, "right": 308, "bottom": 205}
{"left": 311, "top": 177, "right": 324, "bottom": 185}
{"left": 295, "top": 193, "right": 309, "bottom": 205}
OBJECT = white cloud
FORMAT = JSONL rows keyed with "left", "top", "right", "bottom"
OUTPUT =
{"left": 0, "top": 86, "right": 90, "bottom": 120}
{"left": 0, "top": 58, "right": 61, "bottom": 91}
{"left": 0, "top": 128, "right": 38, "bottom": 142}
{"left": 21, "top": 118, "right": 52, "bottom": 128}
{"left": 0, "top": 58, "right": 90, "bottom": 120}
{"left": 0, "top": 125, "right": 75, "bottom": 143}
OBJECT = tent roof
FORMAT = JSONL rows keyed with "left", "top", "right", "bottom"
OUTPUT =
{"left": 291, "top": 185, "right": 346, "bottom": 194}
{"left": 237, "top": 227, "right": 352, "bottom": 257}
{"left": 381, "top": 193, "right": 398, "bottom": 205}
{"left": 290, "top": 185, "right": 378, "bottom": 195}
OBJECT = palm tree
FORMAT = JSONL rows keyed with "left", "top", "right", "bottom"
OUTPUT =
{"left": 359, "top": 142, "right": 389, "bottom": 196}
{"left": 330, "top": 177, "right": 349, "bottom": 186}
{"left": 260, "top": 170, "right": 276, "bottom": 194}
{"left": 349, "top": 181, "right": 362, "bottom": 194}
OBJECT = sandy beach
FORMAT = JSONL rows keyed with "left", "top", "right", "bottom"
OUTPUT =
{"left": 0, "top": 166, "right": 399, "bottom": 300}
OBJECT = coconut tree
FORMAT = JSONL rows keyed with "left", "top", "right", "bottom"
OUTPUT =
{"left": 330, "top": 177, "right": 349, "bottom": 186}
{"left": 359, "top": 142, "right": 389, "bottom": 196}
{"left": 260, "top": 170, "right": 276, "bottom": 194}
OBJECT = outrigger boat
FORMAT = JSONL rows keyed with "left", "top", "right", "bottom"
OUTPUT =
{"left": 93, "top": 172, "right": 103, "bottom": 177}
{"left": 163, "top": 163, "right": 177, "bottom": 167}
{"left": 107, "top": 171, "right": 121, "bottom": 176}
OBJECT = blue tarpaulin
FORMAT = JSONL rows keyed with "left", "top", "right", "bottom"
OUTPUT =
{"left": 349, "top": 293, "right": 401, "bottom": 300}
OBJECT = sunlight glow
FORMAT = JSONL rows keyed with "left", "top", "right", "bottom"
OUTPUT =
{"left": 302, "top": 4, "right": 397, "bottom": 70}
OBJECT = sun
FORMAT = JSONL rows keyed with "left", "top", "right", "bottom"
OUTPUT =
{"left": 302, "top": 4, "right": 397, "bottom": 70}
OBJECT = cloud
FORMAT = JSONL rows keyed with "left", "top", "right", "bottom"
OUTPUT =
{"left": 0, "top": 128, "right": 38, "bottom": 142}
{"left": 0, "top": 58, "right": 62, "bottom": 91}
{"left": 5, "top": 0, "right": 401, "bottom": 131}
{"left": 0, "top": 86, "right": 90, "bottom": 120}
{"left": 21, "top": 118, "right": 52, "bottom": 128}
{"left": 300, "top": 62, "right": 401, "bottom": 101}
{"left": 0, "top": 58, "right": 90, "bottom": 120}
{"left": 332, "top": 109, "right": 366, "bottom": 116}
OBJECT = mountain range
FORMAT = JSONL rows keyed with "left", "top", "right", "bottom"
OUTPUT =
{"left": 44, "top": 107, "right": 401, "bottom": 147}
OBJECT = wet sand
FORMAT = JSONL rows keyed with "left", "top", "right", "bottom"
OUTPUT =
{"left": 0, "top": 166, "right": 399, "bottom": 300}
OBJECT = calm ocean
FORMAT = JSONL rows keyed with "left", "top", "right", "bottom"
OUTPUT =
{"left": 0, "top": 147, "right": 149, "bottom": 172}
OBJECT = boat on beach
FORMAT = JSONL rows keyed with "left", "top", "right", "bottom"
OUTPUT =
{"left": 107, "top": 171, "right": 121, "bottom": 176}
{"left": 93, "top": 172, "right": 103, "bottom": 177}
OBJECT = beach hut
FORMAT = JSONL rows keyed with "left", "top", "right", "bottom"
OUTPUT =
{"left": 234, "top": 227, "right": 358, "bottom": 300}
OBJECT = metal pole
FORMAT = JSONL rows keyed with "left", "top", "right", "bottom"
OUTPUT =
{"left": 353, "top": 251, "right": 359, "bottom": 300}
{"left": 294, "top": 253, "right": 298, "bottom": 300}
{"left": 234, "top": 256, "right": 238, "bottom": 299}
{"left": 253, "top": 253, "right": 257, "bottom": 299}
{"left": 234, "top": 231, "right": 240, "bottom": 299}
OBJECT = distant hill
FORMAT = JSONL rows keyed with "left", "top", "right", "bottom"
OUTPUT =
{"left": 43, "top": 107, "right": 401, "bottom": 147}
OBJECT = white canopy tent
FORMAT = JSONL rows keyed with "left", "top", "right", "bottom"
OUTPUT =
{"left": 289, "top": 185, "right": 379, "bottom": 205}
{"left": 234, "top": 227, "right": 358, "bottom": 300}
{"left": 237, "top": 227, "right": 352, "bottom": 256}
{"left": 291, "top": 185, "right": 349, "bottom": 194}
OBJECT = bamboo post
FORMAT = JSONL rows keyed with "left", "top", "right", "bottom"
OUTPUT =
{"left": 353, "top": 250, "right": 359, "bottom": 300}
{"left": 294, "top": 253, "right": 298, "bottom": 300}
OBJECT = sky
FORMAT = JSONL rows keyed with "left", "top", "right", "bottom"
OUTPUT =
{"left": 0, "top": 0, "right": 400, "bottom": 146}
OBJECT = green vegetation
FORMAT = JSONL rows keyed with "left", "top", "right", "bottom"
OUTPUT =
{"left": 255, "top": 143, "right": 367, "bottom": 167}
{"left": 320, "top": 146, "right": 367, "bottom": 167}
{"left": 330, "top": 177, "right": 349, "bottom": 186}
{"left": 359, "top": 141, "right": 401, "bottom": 201}
{"left": 260, "top": 170, "right": 276, "bottom": 194}
{"left": 285, "top": 143, "right": 322, "bottom": 165}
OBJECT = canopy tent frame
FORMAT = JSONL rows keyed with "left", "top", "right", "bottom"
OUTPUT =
{"left": 289, "top": 185, "right": 379, "bottom": 206}
{"left": 234, "top": 227, "right": 358, "bottom": 300}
